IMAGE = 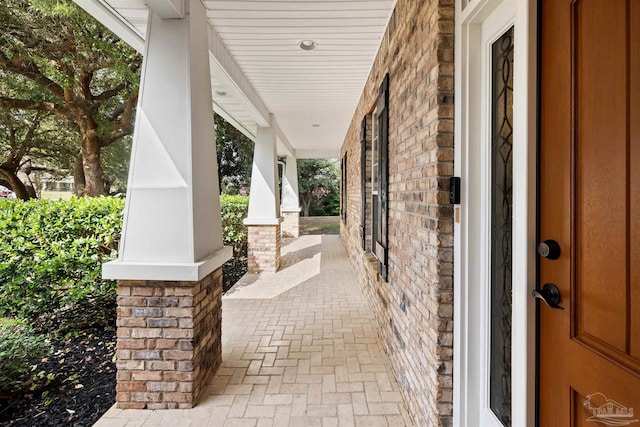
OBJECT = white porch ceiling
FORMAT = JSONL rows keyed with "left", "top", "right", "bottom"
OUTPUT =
{"left": 74, "top": 0, "right": 396, "bottom": 158}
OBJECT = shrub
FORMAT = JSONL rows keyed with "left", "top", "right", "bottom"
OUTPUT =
{"left": 0, "top": 197, "right": 124, "bottom": 319}
{"left": 220, "top": 195, "right": 249, "bottom": 257}
{"left": 0, "top": 318, "right": 52, "bottom": 393}
{"left": 0, "top": 195, "right": 247, "bottom": 320}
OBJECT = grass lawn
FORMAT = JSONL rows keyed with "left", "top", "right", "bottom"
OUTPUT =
{"left": 300, "top": 216, "right": 340, "bottom": 235}
{"left": 40, "top": 191, "right": 74, "bottom": 200}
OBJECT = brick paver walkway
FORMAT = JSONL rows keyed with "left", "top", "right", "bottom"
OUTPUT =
{"left": 96, "top": 235, "right": 412, "bottom": 426}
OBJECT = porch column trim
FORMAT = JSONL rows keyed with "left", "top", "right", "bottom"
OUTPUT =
{"left": 245, "top": 116, "right": 282, "bottom": 272}
{"left": 245, "top": 115, "right": 281, "bottom": 225}
{"left": 281, "top": 154, "right": 300, "bottom": 213}
{"left": 281, "top": 155, "right": 300, "bottom": 238}
{"left": 103, "top": 0, "right": 231, "bottom": 282}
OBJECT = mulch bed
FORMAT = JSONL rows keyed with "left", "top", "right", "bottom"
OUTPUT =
{"left": 0, "top": 257, "right": 247, "bottom": 427}
{"left": 0, "top": 298, "right": 118, "bottom": 427}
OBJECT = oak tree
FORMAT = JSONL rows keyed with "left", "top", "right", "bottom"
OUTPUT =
{"left": 0, "top": 0, "right": 141, "bottom": 196}
{"left": 297, "top": 159, "right": 340, "bottom": 217}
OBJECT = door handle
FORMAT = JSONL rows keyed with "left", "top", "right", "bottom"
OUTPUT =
{"left": 531, "top": 283, "right": 564, "bottom": 310}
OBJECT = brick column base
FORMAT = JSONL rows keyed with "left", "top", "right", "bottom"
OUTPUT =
{"left": 247, "top": 224, "right": 281, "bottom": 273}
{"left": 115, "top": 268, "right": 222, "bottom": 409}
{"left": 281, "top": 211, "right": 300, "bottom": 238}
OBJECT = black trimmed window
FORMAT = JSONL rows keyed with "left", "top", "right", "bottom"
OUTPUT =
{"left": 372, "top": 74, "right": 389, "bottom": 281}
{"left": 359, "top": 116, "right": 367, "bottom": 249}
{"left": 360, "top": 115, "right": 373, "bottom": 252}
{"left": 341, "top": 154, "right": 347, "bottom": 224}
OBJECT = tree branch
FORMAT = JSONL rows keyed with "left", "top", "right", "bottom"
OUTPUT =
{"left": 24, "top": 164, "right": 68, "bottom": 174}
{"left": 119, "top": 88, "right": 138, "bottom": 126}
{"left": 108, "top": 105, "right": 125, "bottom": 122}
{"left": 108, "top": 87, "right": 137, "bottom": 123}
{"left": 80, "top": 70, "right": 93, "bottom": 100}
{"left": 0, "top": 51, "right": 65, "bottom": 99}
{"left": 93, "top": 82, "right": 125, "bottom": 101}
{"left": 0, "top": 97, "right": 66, "bottom": 116}
{"left": 99, "top": 128, "right": 131, "bottom": 148}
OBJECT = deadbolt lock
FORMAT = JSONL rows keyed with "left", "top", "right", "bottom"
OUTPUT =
{"left": 537, "top": 239, "right": 561, "bottom": 260}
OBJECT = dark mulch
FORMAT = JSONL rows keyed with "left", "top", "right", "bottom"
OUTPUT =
{"left": 0, "top": 256, "right": 247, "bottom": 427}
{"left": 0, "top": 298, "right": 117, "bottom": 427}
{"left": 222, "top": 251, "right": 247, "bottom": 293}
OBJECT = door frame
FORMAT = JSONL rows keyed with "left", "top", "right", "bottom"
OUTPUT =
{"left": 453, "top": 0, "right": 538, "bottom": 425}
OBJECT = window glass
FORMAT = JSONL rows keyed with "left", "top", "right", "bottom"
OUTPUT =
{"left": 489, "top": 26, "right": 514, "bottom": 427}
{"left": 372, "top": 106, "right": 379, "bottom": 195}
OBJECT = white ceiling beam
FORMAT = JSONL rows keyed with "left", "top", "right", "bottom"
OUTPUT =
{"left": 212, "top": 101, "right": 257, "bottom": 142}
{"left": 207, "top": 24, "right": 270, "bottom": 128}
{"left": 145, "top": 0, "right": 184, "bottom": 18}
{"left": 74, "top": 0, "right": 145, "bottom": 53}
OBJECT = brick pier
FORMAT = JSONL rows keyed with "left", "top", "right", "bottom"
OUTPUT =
{"left": 114, "top": 268, "right": 223, "bottom": 409}
{"left": 281, "top": 211, "right": 300, "bottom": 238}
{"left": 247, "top": 224, "right": 282, "bottom": 273}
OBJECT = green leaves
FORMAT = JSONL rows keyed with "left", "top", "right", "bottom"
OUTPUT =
{"left": 0, "top": 197, "right": 124, "bottom": 319}
{"left": 0, "top": 318, "right": 52, "bottom": 392}
{"left": 0, "top": 0, "right": 141, "bottom": 196}
{"left": 216, "top": 115, "right": 254, "bottom": 194}
{"left": 298, "top": 159, "right": 340, "bottom": 216}
{"left": 220, "top": 195, "right": 249, "bottom": 257}
{"left": 0, "top": 196, "right": 248, "bottom": 320}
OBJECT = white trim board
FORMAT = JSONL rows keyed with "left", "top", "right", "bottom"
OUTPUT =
{"left": 453, "top": 0, "right": 537, "bottom": 425}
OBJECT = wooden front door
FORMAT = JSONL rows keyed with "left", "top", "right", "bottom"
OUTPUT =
{"left": 539, "top": 0, "right": 640, "bottom": 426}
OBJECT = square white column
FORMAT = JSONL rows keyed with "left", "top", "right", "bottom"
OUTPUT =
{"left": 103, "top": 0, "right": 231, "bottom": 281}
{"left": 245, "top": 115, "right": 281, "bottom": 226}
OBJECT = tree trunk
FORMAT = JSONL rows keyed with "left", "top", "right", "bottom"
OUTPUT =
{"left": 77, "top": 118, "right": 106, "bottom": 197}
{"left": 302, "top": 198, "right": 311, "bottom": 217}
{"left": 81, "top": 135, "right": 105, "bottom": 197}
{"left": 18, "top": 170, "right": 38, "bottom": 198}
{"left": 73, "top": 152, "right": 85, "bottom": 197}
{"left": 0, "top": 168, "right": 31, "bottom": 200}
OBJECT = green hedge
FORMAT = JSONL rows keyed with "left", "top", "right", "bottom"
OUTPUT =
{"left": 0, "top": 197, "right": 124, "bottom": 319}
{"left": 220, "top": 195, "right": 248, "bottom": 257}
{"left": 0, "top": 195, "right": 248, "bottom": 320}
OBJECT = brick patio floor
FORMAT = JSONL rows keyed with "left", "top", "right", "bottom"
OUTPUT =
{"left": 95, "top": 235, "right": 413, "bottom": 427}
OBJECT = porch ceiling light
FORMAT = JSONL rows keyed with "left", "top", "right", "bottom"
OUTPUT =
{"left": 299, "top": 40, "right": 317, "bottom": 51}
{"left": 215, "top": 90, "right": 227, "bottom": 96}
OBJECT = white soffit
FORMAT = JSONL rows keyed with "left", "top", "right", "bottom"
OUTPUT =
{"left": 75, "top": 0, "right": 396, "bottom": 157}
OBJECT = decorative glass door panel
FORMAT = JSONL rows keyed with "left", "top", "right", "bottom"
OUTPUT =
{"left": 489, "top": 26, "right": 514, "bottom": 426}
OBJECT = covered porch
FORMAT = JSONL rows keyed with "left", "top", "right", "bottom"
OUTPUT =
{"left": 96, "top": 235, "right": 413, "bottom": 426}
{"left": 73, "top": 0, "right": 403, "bottom": 416}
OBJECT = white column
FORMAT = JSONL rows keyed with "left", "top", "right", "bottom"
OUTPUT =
{"left": 281, "top": 155, "right": 300, "bottom": 212}
{"left": 102, "top": 0, "right": 231, "bottom": 281}
{"left": 245, "top": 115, "right": 281, "bottom": 225}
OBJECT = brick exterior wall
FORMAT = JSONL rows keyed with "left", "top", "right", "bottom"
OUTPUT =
{"left": 339, "top": 1, "right": 455, "bottom": 425}
{"left": 115, "top": 268, "right": 223, "bottom": 409}
{"left": 247, "top": 224, "right": 282, "bottom": 273}
{"left": 281, "top": 211, "right": 300, "bottom": 238}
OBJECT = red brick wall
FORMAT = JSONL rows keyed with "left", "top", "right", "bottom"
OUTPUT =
{"left": 340, "top": 0, "right": 454, "bottom": 425}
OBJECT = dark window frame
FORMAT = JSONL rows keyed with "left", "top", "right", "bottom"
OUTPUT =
{"left": 341, "top": 154, "right": 347, "bottom": 224}
{"left": 360, "top": 116, "right": 367, "bottom": 249}
{"left": 372, "top": 74, "right": 389, "bottom": 281}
